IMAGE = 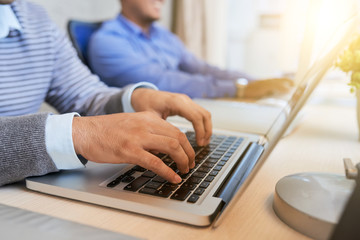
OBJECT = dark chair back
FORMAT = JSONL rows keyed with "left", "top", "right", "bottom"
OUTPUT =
{"left": 67, "top": 20, "right": 102, "bottom": 67}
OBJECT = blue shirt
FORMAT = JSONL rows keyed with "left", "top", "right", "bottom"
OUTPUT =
{"left": 89, "top": 14, "right": 249, "bottom": 98}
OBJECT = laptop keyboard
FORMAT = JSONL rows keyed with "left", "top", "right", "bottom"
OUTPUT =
{"left": 106, "top": 132, "right": 244, "bottom": 203}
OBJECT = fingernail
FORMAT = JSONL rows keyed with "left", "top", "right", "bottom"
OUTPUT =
{"left": 190, "top": 161, "right": 195, "bottom": 169}
{"left": 174, "top": 174, "right": 182, "bottom": 183}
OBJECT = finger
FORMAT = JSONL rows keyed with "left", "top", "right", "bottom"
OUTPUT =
{"left": 199, "top": 108, "right": 212, "bottom": 145}
{"left": 185, "top": 110, "right": 207, "bottom": 146}
{"left": 143, "top": 133, "right": 195, "bottom": 172}
{"left": 144, "top": 117, "right": 196, "bottom": 168}
{"left": 172, "top": 102, "right": 209, "bottom": 146}
{"left": 159, "top": 94, "right": 213, "bottom": 146}
{"left": 137, "top": 151, "right": 182, "bottom": 184}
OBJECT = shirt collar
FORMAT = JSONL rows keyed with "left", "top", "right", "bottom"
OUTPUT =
{"left": 117, "top": 13, "right": 157, "bottom": 38}
{"left": 0, "top": 4, "right": 22, "bottom": 39}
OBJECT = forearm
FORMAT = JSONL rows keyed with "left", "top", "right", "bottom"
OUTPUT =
{"left": 178, "top": 49, "right": 252, "bottom": 81}
{"left": 0, "top": 113, "right": 58, "bottom": 186}
{"left": 105, "top": 66, "right": 236, "bottom": 98}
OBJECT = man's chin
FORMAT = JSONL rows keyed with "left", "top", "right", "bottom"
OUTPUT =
{"left": 146, "top": 16, "right": 161, "bottom": 23}
{"left": 0, "top": 0, "right": 15, "bottom": 4}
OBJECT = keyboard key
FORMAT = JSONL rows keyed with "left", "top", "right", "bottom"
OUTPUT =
{"left": 145, "top": 181, "right": 162, "bottom": 189}
{"left": 187, "top": 194, "right": 200, "bottom": 203}
{"left": 202, "top": 162, "right": 215, "bottom": 168}
{"left": 209, "top": 170, "right": 219, "bottom": 176}
{"left": 122, "top": 175, "right": 135, "bottom": 183}
{"left": 157, "top": 185, "right": 173, "bottom": 197}
{"left": 222, "top": 157, "right": 230, "bottom": 161}
{"left": 197, "top": 166, "right": 211, "bottom": 173}
{"left": 221, "top": 143, "right": 231, "bottom": 148}
{"left": 139, "top": 187, "right": 157, "bottom": 195}
{"left": 107, "top": 179, "right": 121, "bottom": 188}
{"left": 132, "top": 166, "right": 146, "bottom": 172}
{"left": 163, "top": 182, "right": 179, "bottom": 191}
{"left": 115, "top": 174, "right": 125, "bottom": 180}
{"left": 142, "top": 171, "right": 156, "bottom": 178}
{"left": 124, "top": 177, "right": 150, "bottom": 192}
{"left": 200, "top": 181, "right": 210, "bottom": 188}
{"left": 124, "top": 169, "right": 135, "bottom": 176}
{"left": 204, "top": 176, "right": 215, "bottom": 182}
{"left": 217, "top": 161, "right": 226, "bottom": 166}
{"left": 179, "top": 173, "right": 191, "bottom": 180}
{"left": 152, "top": 176, "right": 166, "bottom": 183}
{"left": 206, "top": 158, "right": 218, "bottom": 164}
{"left": 187, "top": 176, "right": 202, "bottom": 184}
{"left": 195, "top": 157, "right": 205, "bottom": 164}
{"left": 213, "top": 165, "right": 223, "bottom": 171}
{"left": 171, "top": 187, "right": 192, "bottom": 201}
{"left": 210, "top": 154, "right": 223, "bottom": 159}
{"left": 182, "top": 182, "right": 197, "bottom": 190}
{"left": 192, "top": 172, "right": 207, "bottom": 178}
{"left": 217, "top": 147, "right": 228, "bottom": 152}
{"left": 214, "top": 150, "right": 225, "bottom": 155}
{"left": 194, "top": 188, "right": 205, "bottom": 195}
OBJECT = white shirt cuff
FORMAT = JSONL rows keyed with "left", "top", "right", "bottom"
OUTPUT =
{"left": 122, "top": 82, "right": 158, "bottom": 113}
{"left": 45, "top": 112, "right": 83, "bottom": 170}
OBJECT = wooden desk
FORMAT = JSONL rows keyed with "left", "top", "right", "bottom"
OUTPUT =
{"left": 0, "top": 80, "right": 359, "bottom": 240}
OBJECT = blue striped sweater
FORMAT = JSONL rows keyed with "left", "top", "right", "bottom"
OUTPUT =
{"left": 0, "top": 0, "right": 129, "bottom": 186}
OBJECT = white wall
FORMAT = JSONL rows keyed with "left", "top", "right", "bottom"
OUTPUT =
{"left": 30, "top": 0, "right": 173, "bottom": 33}
{"left": 225, "top": 0, "right": 359, "bottom": 78}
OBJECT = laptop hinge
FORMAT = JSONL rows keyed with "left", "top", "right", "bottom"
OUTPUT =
{"left": 257, "top": 136, "right": 268, "bottom": 146}
{"left": 214, "top": 142, "right": 264, "bottom": 207}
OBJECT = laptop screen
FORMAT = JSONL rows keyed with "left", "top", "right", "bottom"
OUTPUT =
{"left": 214, "top": 10, "right": 359, "bottom": 227}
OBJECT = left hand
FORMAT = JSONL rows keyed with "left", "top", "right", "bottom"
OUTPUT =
{"left": 240, "top": 78, "right": 294, "bottom": 99}
{"left": 131, "top": 88, "right": 212, "bottom": 146}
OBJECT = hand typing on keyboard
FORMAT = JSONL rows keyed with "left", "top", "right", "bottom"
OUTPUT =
{"left": 72, "top": 89, "right": 212, "bottom": 184}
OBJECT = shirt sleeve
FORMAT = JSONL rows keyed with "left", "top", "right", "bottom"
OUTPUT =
{"left": 177, "top": 43, "right": 254, "bottom": 83}
{"left": 45, "top": 113, "right": 83, "bottom": 170}
{"left": 89, "top": 31, "right": 236, "bottom": 99}
{"left": 121, "top": 82, "right": 158, "bottom": 113}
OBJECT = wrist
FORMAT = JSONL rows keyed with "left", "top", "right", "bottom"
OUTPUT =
{"left": 124, "top": 82, "right": 158, "bottom": 113}
{"left": 72, "top": 116, "right": 85, "bottom": 156}
{"left": 236, "top": 78, "right": 248, "bottom": 98}
{"left": 131, "top": 88, "right": 158, "bottom": 112}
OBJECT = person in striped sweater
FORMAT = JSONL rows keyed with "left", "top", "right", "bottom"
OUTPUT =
{"left": 0, "top": 0, "right": 212, "bottom": 186}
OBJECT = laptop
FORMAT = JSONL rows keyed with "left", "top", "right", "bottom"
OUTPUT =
{"left": 26, "top": 11, "right": 358, "bottom": 227}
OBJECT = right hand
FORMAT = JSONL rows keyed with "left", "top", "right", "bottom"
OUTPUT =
{"left": 239, "top": 78, "right": 294, "bottom": 99}
{"left": 72, "top": 112, "right": 195, "bottom": 184}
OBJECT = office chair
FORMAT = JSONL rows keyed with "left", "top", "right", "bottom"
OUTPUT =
{"left": 67, "top": 20, "right": 102, "bottom": 67}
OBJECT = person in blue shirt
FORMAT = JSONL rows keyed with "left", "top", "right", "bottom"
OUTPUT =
{"left": 88, "top": 0, "right": 293, "bottom": 99}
